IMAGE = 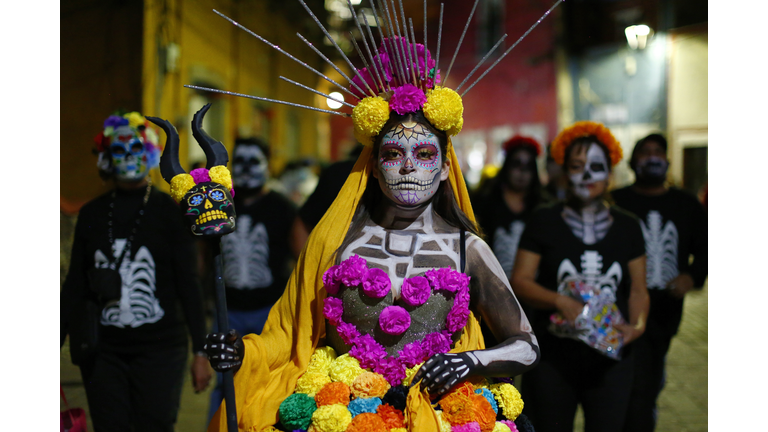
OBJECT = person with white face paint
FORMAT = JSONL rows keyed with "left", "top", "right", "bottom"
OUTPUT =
{"left": 203, "top": 137, "right": 306, "bottom": 423}
{"left": 613, "top": 133, "right": 707, "bottom": 432}
{"left": 60, "top": 112, "right": 211, "bottom": 432}
{"left": 511, "top": 121, "right": 650, "bottom": 432}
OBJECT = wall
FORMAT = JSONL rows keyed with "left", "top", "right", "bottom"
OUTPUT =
{"left": 60, "top": 0, "right": 145, "bottom": 207}
{"left": 667, "top": 26, "right": 707, "bottom": 187}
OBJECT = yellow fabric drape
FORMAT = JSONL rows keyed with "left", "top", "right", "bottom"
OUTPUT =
{"left": 210, "top": 139, "right": 482, "bottom": 432}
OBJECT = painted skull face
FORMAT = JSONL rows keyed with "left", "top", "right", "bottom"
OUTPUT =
{"left": 567, "top": 142, "right": 609, "bottom": 201}
{"left": 183, "top": 182, "right": 236, "bottom": 236}
{"left": 232, "top": 144, "right": 269, "bottom": 190}
{"left": 506, "top": 148, "right": 535, "bottom": 192}
{"left": 374, "top": 121, "right": 448, "bottom": 206}
{"left": 110, "top": 125, "right": 148, "bottom": 181}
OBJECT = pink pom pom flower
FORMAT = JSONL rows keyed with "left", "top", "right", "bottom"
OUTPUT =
{"left": 389, "top": 83, "right": 427, "bottom": 115}
{"left": 323, "top": 296, "right": 344, "bottom": 326}
{"left": 379, "top": 305, "right": 411, "bottom": 335}
{"left": 362, "top": 268, "right": 392, "bottom": 298}
{"left": 340, "top": 255, "right": 368, "bottom": 287}
{"left": 401, "top": 276, "right": 431, "bottom": 306}
{"left": 323, "top": 264, "right": 343, "bottom": 295}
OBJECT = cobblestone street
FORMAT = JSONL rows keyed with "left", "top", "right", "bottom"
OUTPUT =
{"left": 61, "top": 285, "right": 707, "bottom": 431}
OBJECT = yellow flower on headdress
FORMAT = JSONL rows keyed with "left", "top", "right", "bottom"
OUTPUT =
{"left": 423, "top": 87, "right": 463, "bottom": 136}
{"left": 170, "top": 173, "right": 196, "bottom": 203}
{"left": 550, "top": 121, "right": 623, "bottom": 166}
{"left": 209, "top": 165, "right": 233, "bottom": 191}
{"left": 352, "top": 96, "right": 390, "bottom": 147}
{"left": 124, "top": 112, "right": 147, "bottom": 129}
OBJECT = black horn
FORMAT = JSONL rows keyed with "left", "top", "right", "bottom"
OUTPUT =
{"left": 146, "top": 116, "right": 186, "bottom": 183}
{"left": 192, "top": 103, "right": 230, "bottom": 169}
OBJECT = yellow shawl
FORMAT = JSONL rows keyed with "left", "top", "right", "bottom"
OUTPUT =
{"left": 209, "top": 142, "right": 484, "bottom": 432}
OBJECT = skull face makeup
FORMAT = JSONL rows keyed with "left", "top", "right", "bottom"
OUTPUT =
{"left": 373, "top": 121, "right": 449, "bottom": 206}
{"left": 110, "top": 125, "right": 149, "bottom": 181}
{"left": 567, "top": 143, "right": 609, "bottom": 202}
{"left": 505, "top": 148, "right": 535, "bottom": 192}
{"left": 232, "top": 144, "right": 269, "bottom": 191}
{"left": 184, "top": 182, "right": 236, "bottom": 236}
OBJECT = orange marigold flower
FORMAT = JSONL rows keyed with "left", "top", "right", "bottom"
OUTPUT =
{"left": 440, "top": 393, "right": 474, "bottom": 426}
{"left": 550, "top": 121, "right": 623, "bottom": 166}
{"left": 376, "top": 403, "right": 405, "bottom": 429}
{"left": 315, "top": 382, "right": 351, "bottom": 407}
{"left": 346, "top": 412, "right": 388, "bottom": 432}
{"left": 351, "top": 371, "right": 391, "bottom": 399}
{"left": 470, "top": 394, "right": 497, "bottom": 432}
{"left": 441, "top": 380, "right": 475, "bottom": 406}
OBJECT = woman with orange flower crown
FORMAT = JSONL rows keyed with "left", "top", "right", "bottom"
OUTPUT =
{"left": 147, "top": 1, "right": 568, "bottom": 431}
{"left": 510, "top": 121, "right": 650, "bottom": 432}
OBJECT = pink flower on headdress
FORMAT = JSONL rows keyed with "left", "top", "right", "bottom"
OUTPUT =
{"left": 379, "top": 306, "right": 411, "bottom": 335}
{"left": 190, "top": 168, "right": 211, "bottom": 184}
{"left": 390, "top": 83, "right": 427, "bottom": 115}
{"left": 323, "top": 296, "right": 344, "bottom": 326}
{"left": 362, "top": 268, "right": 391, "bottom": 298}
{"left": 340, "top": 255, "right": 368, "bottom": 287}
{"left": 401, "top": 276, "right": 431, "bottom": 306}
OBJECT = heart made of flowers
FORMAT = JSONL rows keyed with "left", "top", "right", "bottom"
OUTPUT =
{"left": 323, "top": 255, "right": 471, "bottom": 385}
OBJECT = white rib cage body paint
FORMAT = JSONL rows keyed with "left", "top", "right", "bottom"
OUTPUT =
{"left": 340, "top": 205, "right": 461, "bottom": 299}
{"left": 557, "top": 250, "right": 623, "bottom": 305}
{"left": 492, "top": 220, "right": 526, "bottom": 278}
{"left": 95, "top": 239, "right": 165, "bottom": 328}
{"left": 563, "top": 205, "right": 612, "bottom": 245}
{"left": 221, "top": 216, "right": 274, "bottom": 289}
{"left": 641, "top": 210, "right": 679, "bottom": 289}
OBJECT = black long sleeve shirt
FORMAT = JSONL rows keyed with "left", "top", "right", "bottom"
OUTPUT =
{"left": 612, "top": 186, "right": 708, "bottom": 335}
{"left": 60, "top": 186, "right": 206, "bottom": 356}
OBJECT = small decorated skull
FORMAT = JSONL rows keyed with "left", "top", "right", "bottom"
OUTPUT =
{"left": 183, "top": 182, "right": 236, "bottom": 236}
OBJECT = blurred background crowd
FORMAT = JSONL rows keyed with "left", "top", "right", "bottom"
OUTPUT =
{"left": 60, "top": 0, "right": 707, "bottom": 430}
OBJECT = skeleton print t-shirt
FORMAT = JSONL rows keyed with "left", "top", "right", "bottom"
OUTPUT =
{"left": 612, "top": 186, "right": 708, "bottom": 335}
{"left": 60, "top": 187, "right": 207, "bottom": 355}
{"left": 517, "top": 202, "right": 645, "bottom": 343}
{"left": 473, "top": 196, "right": 530, "bottom": 280}
{"left": 221, "top": 191, "right": 297, "bottom": 310}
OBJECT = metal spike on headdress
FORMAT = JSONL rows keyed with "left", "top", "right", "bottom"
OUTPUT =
{"left": 279, "top": 76, "right": 355, "bottom": 108}
{"left": 444, "top": 0, "right": 480, "bottom": 85}
{"left": 184, "top": 85, "right": 351, "bottom": 117}
{"left": 461, "top": 0, "right": 564, "bottom": 97}
{"left": 360, "top": 9, "right": 391, "bottom": 92}
{"left": 455, "top": 34, "right": 508, "bottom": 92}
{"left": 347, "top": 1, "right": 386, "bottom": 92}
{"left": 435, "top": 3, "right": 444, "bottom": 79}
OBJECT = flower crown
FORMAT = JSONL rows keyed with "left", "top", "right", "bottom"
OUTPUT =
{"left": 550, "top": 121, "right": 623, "bottom": 166}
{"left": 502, "top": 135, "right": 541, "bottom": 156}
{"left": 183, "top": 0, "right": 563, "bottom": 150}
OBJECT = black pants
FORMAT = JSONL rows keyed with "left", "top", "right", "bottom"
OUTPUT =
{"left": 622, "top": 320, "right": 673, "bottom": 432}
{"left": 79, "top": 346, "right": 187, "bottom": 432}
{"left": 522, "top": 337, "right": 634, "bottom": 432}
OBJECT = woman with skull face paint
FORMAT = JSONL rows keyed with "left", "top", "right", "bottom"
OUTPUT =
{"left": 612, "top": 133, "right": 707, "bottom": 432}
{"left": 510, "top": 121, "right": 650, "bottom": 432}
{"left": 60, "top": 112, "right": 211, "bottom": 432}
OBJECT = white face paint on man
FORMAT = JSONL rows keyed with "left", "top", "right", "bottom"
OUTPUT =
{"left": 110, "top": 125, "right": 148, "bottom": 181}
{"left": 232, "top": 144, "right": 269, "bottom": 190}
{"left": 567, "top": 142, "right": 609, "bottom": 201}
{"left": 373, "top": 121, "right": 450, "bottom": 206}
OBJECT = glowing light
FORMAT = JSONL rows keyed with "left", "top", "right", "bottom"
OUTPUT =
{"left": 468, "top": 149, "right": 484, "bottom": 169}
{"left": 326, "top": 91, "right": 344, "bottom": 109}
{"left": 634, "top": 25, "right": 651, "bottom": 36}
{"left": 625, "top": 25, "right": 653, "bottom": 50}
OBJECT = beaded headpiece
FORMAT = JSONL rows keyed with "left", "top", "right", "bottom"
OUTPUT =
{"left": 187, "top": 0, "right": 563, "bottom": 147}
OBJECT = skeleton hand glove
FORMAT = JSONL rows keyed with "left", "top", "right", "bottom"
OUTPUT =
{"left": 410, "top": 352, "right": 481, "bottom": 396}
{"left": 203, "top": 329, "right": 244, "bottom": 374}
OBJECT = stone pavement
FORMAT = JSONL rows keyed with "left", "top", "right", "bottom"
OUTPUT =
{"left": 61, "top": 285, "right": 707, "bottom": 431}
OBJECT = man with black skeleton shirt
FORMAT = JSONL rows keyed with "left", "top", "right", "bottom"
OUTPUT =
{"left": 205, "top": 137, "right": 305, "bottom": 423}
{"left": 612, "top": 134, "right": 708, "bottom": 432}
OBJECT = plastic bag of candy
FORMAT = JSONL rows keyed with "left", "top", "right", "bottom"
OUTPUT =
{"left": 549, "top": 279, "right": 626, "bottom": 360}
